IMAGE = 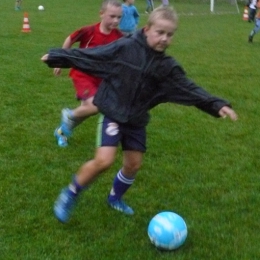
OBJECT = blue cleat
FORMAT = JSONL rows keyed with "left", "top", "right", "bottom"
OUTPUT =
{"left": 107, "top": 198, "right": 134, "bottom": 215}
{"left": 54, "top": 188, "right": 77, "bottom": 223}
{"left": 60, "top": 108, "right": 75, "bottom": 136}
{"left": 54, "top": 127, "right": 68, "bottom": 147}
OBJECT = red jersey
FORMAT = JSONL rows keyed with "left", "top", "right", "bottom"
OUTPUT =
{"left": 69, "top": 23, "right": 123, "bottom": 81}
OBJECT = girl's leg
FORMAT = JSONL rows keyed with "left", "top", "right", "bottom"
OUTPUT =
{"left": 107, "top": 150, "right": 143, "bottom": 215}
{"left": 54, "top": 146, "right": 117, "bottom": 223}
{"left": 76, "top": 146, "right": 118, "bottom": 186}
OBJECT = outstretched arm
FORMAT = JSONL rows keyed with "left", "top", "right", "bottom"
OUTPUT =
{"left": 53, "top": 36, "right": 72, "bottom": 76}
{"left": 41, "top": 41, "right": 123, "bottom": 79}
{"left": 158, "top": 64, "right": 238, "bottom": 120}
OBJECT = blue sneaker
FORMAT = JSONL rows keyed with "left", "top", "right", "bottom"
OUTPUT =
{"left": 61, "top": 108, "right": 75, "bottom": 136}
{"left": 107, "top": 199, "right": 134, "bottom": 215}
{"left": 54, "top": 128, "right": 68, "bottom": 147}
{"left": 54, "top": 188, "right": 77, "bottom": 223}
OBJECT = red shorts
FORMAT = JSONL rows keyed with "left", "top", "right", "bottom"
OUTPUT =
{"left": 70, "top": 70, "right": 102, "bottom": 100}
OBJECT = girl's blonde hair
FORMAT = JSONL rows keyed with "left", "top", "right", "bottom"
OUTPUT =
{"left": 147, "top": 6, "right": 178, "bottom": 27}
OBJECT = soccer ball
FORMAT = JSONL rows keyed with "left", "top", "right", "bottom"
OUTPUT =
{"left": 38, "top": 5, "right": 44, "bottom": 11}
{"left": 148, "top": 211, "right": 188, "bottom": 250}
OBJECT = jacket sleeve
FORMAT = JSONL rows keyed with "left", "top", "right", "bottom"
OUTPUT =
{"left": 43, "top": 40, "right": 123, "bottom": 79}
{"left": 159, "top": 65, "right": 231, "bottom": 117}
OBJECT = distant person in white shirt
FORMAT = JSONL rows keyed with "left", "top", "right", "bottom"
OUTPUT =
{"left": 248, "top": 0, "right": 258, "bottom": 23}
{"left": 248, "top": 0, "right": 260, "bottom": 42}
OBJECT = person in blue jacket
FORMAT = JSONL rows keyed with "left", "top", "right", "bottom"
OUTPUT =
{"left": 119, "top": 0, "right": 139, "bottom": 34}
{"left": 42, "top": 6, "right": 238, "bottom": 223}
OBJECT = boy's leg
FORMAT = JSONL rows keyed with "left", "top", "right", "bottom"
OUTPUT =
{"left": 15, "top": 0, "right": 21, "bottom": 10}
{"left": 54, "top": 97, "right": 98, "bottom": 147}
{"left": 249, "top": 8, "right": 256, "bottom": 22}
{"left": 54, "top": 146, "right": 117, "bottom": 223}
{"left": 54, "top": 75, "right": 99, "bottom": 147}
{"left": 107, "top": 150, "right": 143, "bottom": 215}
{"left": 61, "top": 97, "right": 98, "bottom": 135}
{"left": 249, "top": 18, "right": 260, "bottom": 42}
{"left": 150, "top": 0, "right": 154, "bottom": 11}
{"left": 145, "top": 0, "right": 150, "bottom": 13}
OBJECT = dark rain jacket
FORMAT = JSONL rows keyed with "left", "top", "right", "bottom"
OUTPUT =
{"left": 44, "top": 29, "right": 231, "bottom": 127}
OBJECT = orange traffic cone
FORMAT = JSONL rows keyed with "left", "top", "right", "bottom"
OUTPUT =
{"left": 243, "top": 6, "right": 249, "bottom": 21}
{"left": 21, "top": 12, "right": 31, "bottom": 32}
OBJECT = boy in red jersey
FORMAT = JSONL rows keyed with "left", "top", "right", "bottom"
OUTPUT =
{"left": 54, "top": 0, "right": 123, "bottom": 147}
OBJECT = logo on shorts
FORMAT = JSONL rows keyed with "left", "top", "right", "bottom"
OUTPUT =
{"left": 106, "top": 123, "right": 119, "bottom": 136}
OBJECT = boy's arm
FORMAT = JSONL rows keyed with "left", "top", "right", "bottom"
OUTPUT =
{"left": 62, "top": 36, "right": 73, "bottom": 48}
{"left": 42, "top": 41, "right": 122, "bottom": 79}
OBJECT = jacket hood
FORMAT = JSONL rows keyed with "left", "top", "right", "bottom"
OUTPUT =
{"left": 131, "top": 29, "right": 167, "bottom": 56}
{"left": 131, "top": 29, "right": 153, "bottom": 50}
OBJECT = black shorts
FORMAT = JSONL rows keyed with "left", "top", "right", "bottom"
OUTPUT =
{"left": 96, "top": 115, "right": 146, "bottom": 152}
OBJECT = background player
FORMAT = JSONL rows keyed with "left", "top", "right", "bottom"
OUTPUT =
{"left": 54, "top": 0, "right": 123, "bottom": 147}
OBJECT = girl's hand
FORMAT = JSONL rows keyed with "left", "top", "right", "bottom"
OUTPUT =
{"left": 218, "top": 106, "right": 238, "bottom": 121}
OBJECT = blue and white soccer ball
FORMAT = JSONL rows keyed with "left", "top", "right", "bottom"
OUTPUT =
{"left": 148, "top": 211, "right": 188, "bottom": 250}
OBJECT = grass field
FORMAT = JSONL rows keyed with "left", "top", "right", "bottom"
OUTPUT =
{"left": 1, "top": 0, "right": 260, "bottom": 259}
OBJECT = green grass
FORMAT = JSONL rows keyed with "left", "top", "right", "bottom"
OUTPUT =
{"left": 1, "top": 0, "right": 260, "bottom": 259}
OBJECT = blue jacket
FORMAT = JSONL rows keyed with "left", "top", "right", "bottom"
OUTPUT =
{"left": 45, "top": 29, "right": 231, "bottom": 126}
{"left": 119, "top": 4, "right": 139, "bottom": 33}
